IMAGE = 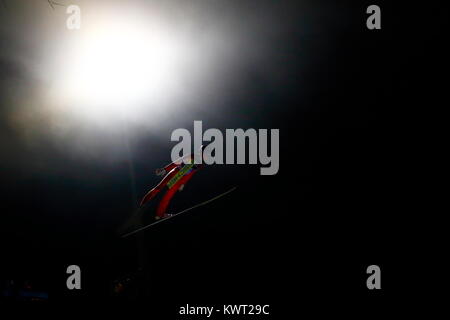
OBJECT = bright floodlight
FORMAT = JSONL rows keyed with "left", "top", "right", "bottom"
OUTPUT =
{"left": 55, "top": 15, "right": 188, "bottom": 121}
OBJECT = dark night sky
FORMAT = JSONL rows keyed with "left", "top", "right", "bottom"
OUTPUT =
{"left": 0, "top": 0, "right": 447, "bottom": 310}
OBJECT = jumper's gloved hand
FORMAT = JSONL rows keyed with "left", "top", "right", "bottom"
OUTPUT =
{"left": 155, "top": 168, "right": 166, "bottom": 176}
{"left": 178, "top": 184, "right": 185, "bottom": 191}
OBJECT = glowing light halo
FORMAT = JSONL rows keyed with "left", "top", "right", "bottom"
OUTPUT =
{"left": 51, "top": 13, "right": 190, "bottom": 124}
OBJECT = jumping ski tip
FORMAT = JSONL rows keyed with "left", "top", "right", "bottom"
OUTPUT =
{"left": 121, "top": 186, "right": 237, "bottom": 238}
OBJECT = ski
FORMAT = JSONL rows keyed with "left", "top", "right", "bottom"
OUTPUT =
{"left": 121, "top": 186, "right": 237, "bottom": 238}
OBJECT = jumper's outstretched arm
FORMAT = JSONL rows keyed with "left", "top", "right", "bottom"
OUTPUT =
{"left": 155, "top": 154, "right": 195, "bottom": 176}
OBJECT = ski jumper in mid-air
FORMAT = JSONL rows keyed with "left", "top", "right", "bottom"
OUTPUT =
{"left": 139, "top": 149, "right": 205, "bottom": 219}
